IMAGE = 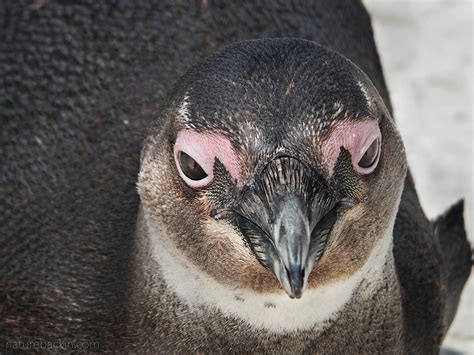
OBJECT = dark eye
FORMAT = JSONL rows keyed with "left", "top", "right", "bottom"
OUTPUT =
{"left": 358, "top": 138, "right": 380, "bottom": 169}
{"left": 178, "top": 151, "right": 208, "bottom": 181}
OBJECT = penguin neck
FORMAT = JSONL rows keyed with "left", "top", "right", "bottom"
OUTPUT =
{"left": 136, "top": 207, "right": 398, "bottom": 334}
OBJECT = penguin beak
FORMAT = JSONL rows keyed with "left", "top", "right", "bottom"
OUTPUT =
{"left": 214, "top": 157, "right": 341, "bottom": 299}
{"left": 268, "top": 193, "right": 339, "bottom": 299}
{"left": 270, "top": 195, "right": 311, "bottom": 298}
{"left": 223, "top": 188, "right": 338, "bottom": 299}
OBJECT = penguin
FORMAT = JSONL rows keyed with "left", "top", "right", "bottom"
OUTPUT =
{"left": 0, "top": 0, "right": 470, "bottom": 353}
{"left": 129, "top": 38, "right": 471, "bottom": 353}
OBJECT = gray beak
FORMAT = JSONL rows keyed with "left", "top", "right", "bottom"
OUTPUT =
{"left": 219, "top": 157, "right": 341, "bottom": 299}
{"left": 271, "top": 195, "right": 311, "bottom": 298}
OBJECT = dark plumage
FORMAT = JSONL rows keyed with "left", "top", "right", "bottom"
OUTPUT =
{"left": 0, "top": 0, "right": 470, "bottom": 353}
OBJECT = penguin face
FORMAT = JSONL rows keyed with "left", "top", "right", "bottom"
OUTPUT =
{"left": 138, "top": 39, "right": 407, "bottom": 299}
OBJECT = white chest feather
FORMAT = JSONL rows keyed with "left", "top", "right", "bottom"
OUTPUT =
{"left": 146, "top": 219, "right": 393, "bottom": 333}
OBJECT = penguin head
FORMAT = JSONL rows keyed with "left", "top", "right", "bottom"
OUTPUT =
{"left": 138, "top": 39, "right": 407, "bottom": 299}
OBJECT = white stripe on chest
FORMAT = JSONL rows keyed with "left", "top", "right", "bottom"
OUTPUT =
{"left": 147, "top": 220, "right": 393, "bottom": 333}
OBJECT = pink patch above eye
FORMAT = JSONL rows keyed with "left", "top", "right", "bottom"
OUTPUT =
{"left": 174, "top": 130, "right": 241, "bottom": 188}
{"left": 321, "top": 120, "right": 381, "bottom": 176}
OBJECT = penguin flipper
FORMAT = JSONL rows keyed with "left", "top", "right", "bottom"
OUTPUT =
{"left": 433, "top": 200, "right": 471, "bottom": 332}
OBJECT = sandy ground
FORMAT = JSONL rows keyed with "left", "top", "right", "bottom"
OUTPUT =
{"left": 363, "top": 1, "right": 473, "bottom": 353}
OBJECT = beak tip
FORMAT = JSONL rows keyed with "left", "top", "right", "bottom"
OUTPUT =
{"left": 281, "top": 266, "right": 305, "bottom": 299}
{"left": 292, "top": 290, "right": 303, "bottom": 299}
{"left": 284, "top": 286, "right": 303, "bottom": 299}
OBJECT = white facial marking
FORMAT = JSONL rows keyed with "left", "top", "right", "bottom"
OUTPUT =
{"left": 177, "top": 95, "right": 195, "bottom": 129}
{"left": 331, "top": 101, "right": 345, "bottom": 119}
{"left": 357, "top": 80, "right": 372, "bottom": 107}
{"left": 145, "top": 213, "right": 395, "bottom": 333}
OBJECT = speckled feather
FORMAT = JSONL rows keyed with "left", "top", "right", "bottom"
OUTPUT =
{"left": 0, "top": 0, "right": 470, "bottom": 353}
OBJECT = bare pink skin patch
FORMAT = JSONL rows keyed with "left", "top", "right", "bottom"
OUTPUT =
{"left": 321, "top": 120, "right": 381, "bottom": 176}
{"left": 174, "top": 130, "right": 241, "bottom": 188}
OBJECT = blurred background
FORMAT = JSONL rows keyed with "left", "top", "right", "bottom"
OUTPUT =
{"left": 363, "top": 1, "right": 473, "bottom": 353}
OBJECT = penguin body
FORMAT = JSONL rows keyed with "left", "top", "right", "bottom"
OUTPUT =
{"left": 0, "top": 1, "right": 470, "bottom": 353}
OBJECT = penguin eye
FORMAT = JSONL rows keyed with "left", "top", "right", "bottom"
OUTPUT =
{"left": 173, "top": 130, "right": 241, "bottom": 189}
{"left": 322, "top": 120, "right": 381, "bottom": 176}
{"left": 178, "top": 151, "right": 208, "bottom": 181}
{"left": 357, "top": 138, "right": 380, "bottom": 169}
